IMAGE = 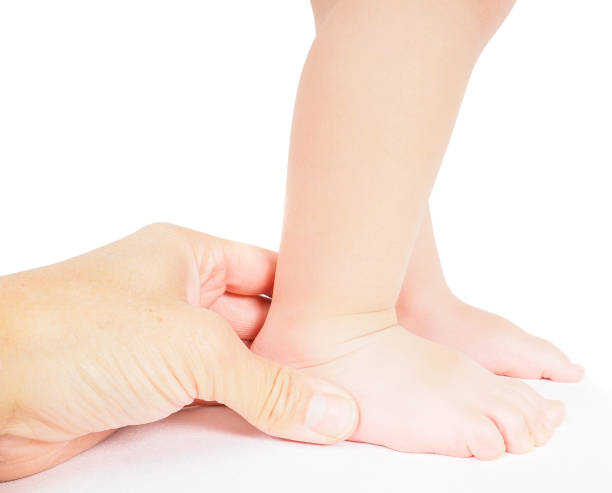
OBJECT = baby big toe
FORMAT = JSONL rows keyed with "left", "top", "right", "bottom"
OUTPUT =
{"left": 538, "top": 341, "right": 584, "bottom": 382}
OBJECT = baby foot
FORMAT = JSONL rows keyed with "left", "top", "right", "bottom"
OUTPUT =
{"left": 397, "top": 295, "right": 584, "bottom": 382}
{"left": 252, "top": 310, "right": 564, "bottom": 459}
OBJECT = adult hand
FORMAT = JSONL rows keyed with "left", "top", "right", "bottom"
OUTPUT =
{"left": 0, "top": 224, "right": 358, "bottom": 481}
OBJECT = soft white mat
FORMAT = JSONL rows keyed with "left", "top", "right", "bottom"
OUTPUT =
{"left": 3, "top": 378, "right": 609, "bottom": 493}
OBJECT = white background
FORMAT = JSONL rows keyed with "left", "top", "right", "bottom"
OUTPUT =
{"left": 1, "top": 1, "right": 611, "bottom": 492}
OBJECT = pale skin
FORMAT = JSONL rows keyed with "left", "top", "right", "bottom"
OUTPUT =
{"left": 0, "top": 224, "right": 358, "bottom": 481}
{"left": 1, "top": 0, "right": 585, "bottom": 480}
{"left": 397, "top": 208, "right": 585, "bottom": 382}
{"left": 252, "top": 0, "right": 576, "bottom": 459}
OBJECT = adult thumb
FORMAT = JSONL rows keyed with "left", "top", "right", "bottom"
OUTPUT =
{"left": 221, "top": 347, "right": 358, "bottom": 444}
{"left": 190, "top": 311, "right": 359, "bottom": 444}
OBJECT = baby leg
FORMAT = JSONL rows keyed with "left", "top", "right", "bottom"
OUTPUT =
{"left": 253, "top": 0, "right": 562, "bottom": 458}
{"left": 396, "top": 208, "right": 584, "bottom": 381}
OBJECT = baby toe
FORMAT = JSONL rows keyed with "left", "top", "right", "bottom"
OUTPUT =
{"left": 532, "top": 412, "right": 554, "bottom": 446}
{"left": 538, "top": 341, "right": 584, "bottom": 382}
{"left": 543, "top": 399, "right": 566, "bottom": 427}
{"left": 488, "top": 404, "right": 535, "bottom": 454}
{"left": 466, "top": 414, "right": 506, "bottom": 461}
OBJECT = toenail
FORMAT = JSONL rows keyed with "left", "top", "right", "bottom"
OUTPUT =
{"left": 305, "top": 392, "right": 359, "bottom": 439}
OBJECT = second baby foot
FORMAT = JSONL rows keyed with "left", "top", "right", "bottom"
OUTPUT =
{"left": 397, "top": 295, "right": 584, "bottom": 382}
{"left": 252, "top": 311, "right": 564, "bottom": 459}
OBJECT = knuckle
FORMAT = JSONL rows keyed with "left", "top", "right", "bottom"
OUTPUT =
{"left": 145, "top": 221, "right": 176, "bottom": 231}
{"left": 140, "top": 222, "right": 182, "bottom": 238}
{"left": 254, "top": 365, "right": 303, "bottom": 434}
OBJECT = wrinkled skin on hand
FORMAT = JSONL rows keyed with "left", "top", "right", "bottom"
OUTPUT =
{"left": 0, "top": 224, "right": 357, "bottom": 481}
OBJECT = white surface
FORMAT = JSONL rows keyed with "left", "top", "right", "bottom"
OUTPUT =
{"left": 3, "top": 379, "right": 611, "bottom": 493}
{"left": 1, "top": 1, "right": 611, "bottom": 492}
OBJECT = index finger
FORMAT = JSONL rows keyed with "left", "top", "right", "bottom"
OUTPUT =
{"left": 220, "top": 239, "right": 277, "bottom": 296}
